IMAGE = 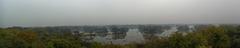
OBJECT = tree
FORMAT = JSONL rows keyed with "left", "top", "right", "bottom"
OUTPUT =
{"left": 168, "top": 26, "right": 231, "bottom": 48}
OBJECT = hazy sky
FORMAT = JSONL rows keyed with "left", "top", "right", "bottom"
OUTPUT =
{"left": 1, "top": 0, "right": 240, "bottom": 27}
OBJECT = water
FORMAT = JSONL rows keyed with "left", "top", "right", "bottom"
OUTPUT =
{"left": 158, "top": 26, "right": 178, "bottom": 37}
{"left": 77, "top": 25, "right": 197, "bottom": 44}
{"left": 93, "top": 29, "right": 145, "bottom": 44}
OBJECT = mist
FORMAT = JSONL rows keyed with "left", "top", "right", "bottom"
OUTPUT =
{"left": 1, "top": 0, "right": 240, "bottom": 27}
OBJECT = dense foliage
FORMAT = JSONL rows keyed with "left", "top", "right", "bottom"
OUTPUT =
{"left": 0, "top": 25, "right": 240, "bottom": 48}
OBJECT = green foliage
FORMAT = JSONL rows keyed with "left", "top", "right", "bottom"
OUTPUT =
{"left": 168, "top": 26, "right": 231, "bottom": 48}
{"left": 46, "top": 39, "right": 72, "bottom": 48}
{"left": 220, "top": 25, "right": 240, "bottom": 48}
{"left": 0, "top": 29, "right": 41, "bottom": 48}
{"left": 0, "top": 25, "right": 239, "bottom": 48}
{"left": 144, "top": 37, "right": 169, "bottom": 48}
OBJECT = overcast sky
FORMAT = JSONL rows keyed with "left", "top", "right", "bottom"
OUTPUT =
{"left": 1, "top": 0, "right": 240, "bottom": 27}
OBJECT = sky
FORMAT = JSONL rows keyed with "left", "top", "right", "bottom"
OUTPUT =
{"left": 1, "top": 0, "right": 240, "bottom": 27}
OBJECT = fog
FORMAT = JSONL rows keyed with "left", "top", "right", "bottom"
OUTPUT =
{"left": 1, "top": 0, "right": 240, "bottom": 27}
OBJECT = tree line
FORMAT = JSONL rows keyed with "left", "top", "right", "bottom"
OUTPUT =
{"left": 0, "top": 25, "right": 240, "bottom": 48}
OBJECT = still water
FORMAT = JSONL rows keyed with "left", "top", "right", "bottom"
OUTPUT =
{"left": 93, "top": 29, "right": 145, "bottom": 44}
{"left": 87, "top": 26, "right": 191, "bottom": 44}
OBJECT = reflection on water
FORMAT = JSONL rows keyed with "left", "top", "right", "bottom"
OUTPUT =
{"left": 158, "top": 26, "right": 178, "bottom": 37}
{"left": 76, "top": 25, "right": 197, "bottom": 44}
{"left": 8, "top": 24, "right": 219, "bottom": 44}
{"left": 93, "top": 29, "right": 145, "bottom": 44}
